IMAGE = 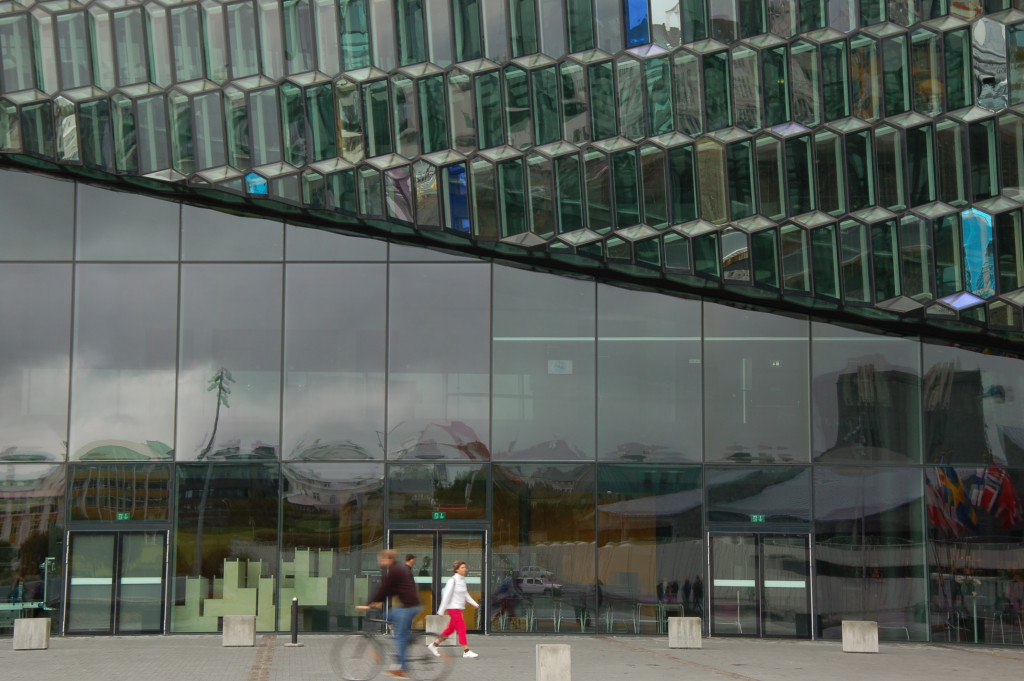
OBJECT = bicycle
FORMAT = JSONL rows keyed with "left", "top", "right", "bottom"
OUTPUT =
{"left": 330, "top": 617, "right": 454, "bottom": 681}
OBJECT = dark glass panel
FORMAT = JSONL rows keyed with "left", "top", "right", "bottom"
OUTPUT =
{"left": 706, "top": 465, "right": 811, "bottom": 523}
{"left": 340, "top": 0, "right": 371, "bottom": 69}
{"left": 786, "top": 135, "right": 814, "bottom": 216}
{"left": 846, "top": 130, "right": 874, "bottom": 211}
{"left": 933, "top": 215, "right": 962, "bottom": 297}
{"left": 492, "top": 266, "right": 595, "bottom": 460}
{"left": 995, "top": 211, "right": 1023, "bottom": 294}
{"left": 727, "top": 141, "right": 754, "bottom": 219}
{"left": 814, "top": 466, "right": 927, "bottom": 640}
{"left": 821, "top": 40, "right": 850, "bottom": 121}
{"left": 763, "top": 46, "right": 790, "bottom": 127}
{"left": 388, "top": 463, "right": 488, "bottom": 520}
{"left": 969, "top": 120, "right": 997, "bottom": 202}
{"left": 387, "top": 264, "right": 490, "bottom": 461}
{"left": 780, "top": 224, "right": 810, "bottom": 293}
{"left": 69, "top": 464, "right": 171, "bottom": 521}
{"left": 589, "top": 61, "right": 617, "bottom": 140}
{"left": 172, "top": 463, "right": 279, "bottom": 632}
{"left": 881, "top": 35, "right": 909, "bottom": 117}
{"left": 493, "top": 463, "right": 596, "bottom": 630}
{"left": 0, "top": 264, "right": 70, "bottom": 462}
{"left": 597, "top": 285, "right": 702, "bottom": 462}
{"left": 510, "top": 0, "right": 538, "bottom": 57}
{"left": 567, "top": 0, "right": 596, "bottom": 52}
{"left": 810, "top": 224, "right": 839, "bottom": 299}
{"left": 597, "top": 465, "right": 704, "bottom": 632}
{"left": 281, "top": 462, "right": 384, "bottom": 631}
{"left": 703, "top": 52, "right": 731, "bottom": 131}
{"left": 612, "top": 150, "right": 640, "bottom": 228}
{"left": 944, "top": 27, "right": 972, "bottom": 111}
{"left": 751, "top": 229, "right": 779, "bottom": 289}
{"left": 703, "top": 303, "right": 810, "bottom": 463}
{"left": 0, "top": 169, "right": 74, "bottom": 260}
{"left": 668, "top": 144, "right": 697, "bottom": 224}
{"left": 811, "top": 322, "right": 921, "bottom": 465}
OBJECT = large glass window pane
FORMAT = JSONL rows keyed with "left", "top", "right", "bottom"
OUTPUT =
{"left": 182, "top": 206, "right": 283, "bottom": 261}
{"left": 0, "top": 464, "right": 65, "bottom": 614}
{"left": 597, "top": 465, "right": 704, "bottom": 633}
{"left": 493, "top": 463, "right": 596, "bottom": 630}
{"left": 814, "top": 466, "right": 926, "bottom": 640}
{"left": 811, "top": 322, "right": 921, "bottom": 465}
{"left": 70, "top": 265, "right": 177, "bottom": 461}
{"left": 283, "top": 264, "right": 385, "bottom": 461}
{"left": 76, "top": 185, "right": 180, "bottom": 261}
{"left": 0, "top": 15, "right": 34, "bottom": 93}
{"left": 926, "top": 464, "right": 1024, "bottom": 644}
{"left": 706, "top": 465, "right": 811, "bottom": 523}
{"left": 598, "top": 286, "right": 701, "bottom": 462}
{"left": 388, "top": 462, "right": 488, "bottom": 520}
{"left": 68, "top": 464, "right": 172, "bottom": 521}
{"left": 281, "top": 462, "right": 384, "bottom": 631}
{"left": 387, "top": 264, "right": 490, "bottom": 461}
{"left": 0, "top": 264, "right": 71, "bottom": 462}
{"left": 924, "top": 343, "right": 1024, "bottom": 465}
{"left": 703, "top": 303, "right": 810, "bottom": 463}
{"left": 0, "top": 170, "right": 74, "bottom": 260}
{"left": 55, "top": 12, "right": 91, "bottom": 90}
{"left": 177, "top": 265, "right": 282, "bottom": 461}
{"left": 493, "top": 266, "right": 595, "bottom": 460}
{"left": 172, "top": 463, "right": 279, "bottom": 632}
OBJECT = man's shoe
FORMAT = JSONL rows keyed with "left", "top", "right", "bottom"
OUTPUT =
{"left": 463, "top": 650, "right": 479, "bottom": 658}
{"left": 427, "top": 641, "right": 441, "bottom": 657}
{"left": 386, "top": 671, "right": 408, "bottom": 678}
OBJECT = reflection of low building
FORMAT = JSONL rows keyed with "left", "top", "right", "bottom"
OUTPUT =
{"left": 74, "top": 439, "right": 173, "bottom": 461}
{"left": 0, "top": 466, "right": 64, "bottom": 546}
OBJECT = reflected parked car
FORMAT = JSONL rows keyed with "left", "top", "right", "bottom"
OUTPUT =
{"left": 516, "top": 576, "right": 561, "bottom": 595}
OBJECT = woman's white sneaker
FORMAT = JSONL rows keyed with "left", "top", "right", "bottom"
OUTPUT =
{"left": 463, "top": 650, "right": 479, "bottom": 658}
{"left": 427, "top": 641, "right": 440, "bottom": 657}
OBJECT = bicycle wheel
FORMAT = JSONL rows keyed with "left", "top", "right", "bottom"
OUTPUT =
{"left": 405, "top": 646, "right": 453, "bottom": 681}
{"left": 330, "top": 633, "right": 385, "bottom": 681}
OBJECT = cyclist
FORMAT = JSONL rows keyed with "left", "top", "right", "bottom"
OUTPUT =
{"left": 357, "top": 549, "right": 422, "bottom": 679}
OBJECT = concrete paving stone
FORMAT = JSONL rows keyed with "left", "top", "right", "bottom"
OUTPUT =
{"left": 4, "top": 634, "right": 1024, "bottom": 681}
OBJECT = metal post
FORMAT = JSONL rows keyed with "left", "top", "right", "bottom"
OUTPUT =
{"left": 291, "top": 597, "right": 299, "bottom": 645}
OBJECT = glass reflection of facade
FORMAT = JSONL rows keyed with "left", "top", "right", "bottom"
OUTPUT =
{"left": 1, "top": 0, "right": 1024, "bottom": 648}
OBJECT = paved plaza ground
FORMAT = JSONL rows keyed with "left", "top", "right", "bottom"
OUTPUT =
{"left": 4, "top": 633, "right": 1024, "bottom": 681}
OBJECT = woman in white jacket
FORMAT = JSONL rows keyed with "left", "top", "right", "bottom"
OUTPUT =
{"left": 427, "top": 560, "right": 480, "bottom": 659}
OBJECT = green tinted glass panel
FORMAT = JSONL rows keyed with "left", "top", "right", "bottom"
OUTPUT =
{"left": 363, "top": 80, "right": 393, "bottom": 157}
{"left": 533, "top": 67, "right": 560, "bottom": 145}
{"left": 763, "top": 46, "right": 790, "bottom": 126}
{"left": 396, "top": 0, "right": 426, "bottom": 65}
{"left": 996, "top": 211, "right": 1024, "bottom": 293}
{"left": 79, "top": 99, "right": 112, "bottom": 168}
{"left": 696, "top": 139, "right": 727, "bottom": 223}
{"left": 510, "top": 0, "right": 538, "bottom": 57}
{"left": 933, "top": 214, "right": 962, "bottom": 296}
{"left": 448, "top": 72, "right": 475, "bottom": 152}
{"left": 645, "top": 57, "right": 672, "bottom": 136}
{"left": 567, "top": 0, "right": 595, "bottom": 52}
{"left": 419, "top": 75, "right": 448, "bottom": 154}
{"left": 944, "top": 28, "right": 971, "bottom": 110}
{"left": 194, "top": 91, "right": 226, "bottom": 169}
{"left": 561, "top": 62, "right": 589, "bottom": 143}
{"left": 586, "top": 150, "right": 612, "bottom": 232}
{"left": 790, "top": 40, "right": 820, "bottom": 126}
{"left": 875, "top": 125, "right": 905, "bottom": 211}
{"left": 476, "top": 71, "right": 504, "bottom": 149}
{"left": 907, "top": 125, "right": 934, "bottom": 207}
{"left": 499, "top": 158, "right": 526, "bottom": 236}
{"left": 674, "top": 51, "right": 702, "bottom": 135}
{"left": 900, "top": 216, "right": 931, "bottom": 301}
{"left": 358, "top": 165, "right": 383, "bottom": 214}
{"left": 846, "top": 130, "right": 874, "bottom": 211}
{"left": 1011, "top": 24, "right": 1024, "bottom": 106}
{"left": 555, "top": 154, "right": 584, "bottom": 232}
{"left": 641, "top": 145, "right": 667, "bottom": 228}
{"left": 505, "top": 65, "right": 531, "bottom": 149}
{"left": 969, "top": 120, "right": 997, "bottom": 202}
{"left": 731, "top": 46, "right": 760, "bottom": 132}
{"left": 727, "top": 141, "right": 754, "bottom": 219}
{"left": 936, "top": 119, "right": 965, "bottom": 205}
{"left": 881, "top": 35, "right": 909, "bottom": 117}
{"left": 739, "top": 0, "right": 766, "bottom": 36}
{"left": 454, "top": 0, "right": 483, "bottom": 61}
{"left": 752, "top": 229, "right": 779, "bottom": 288}
{"left": 283, "top": 0, "right": 315, "bottom": 73}
{"left": 756, "top": 136, "right": 784, "bottom": 221}
{"left": 811, "top": 224, "right": 839, "bottom": 298}
{"left": 340, "top": 0, "right": 371, "bottom": 70}
{"left": 780, "top": 224, "right": 810, "bottom": 292}
{"left": 911, "top": 29, "right": 941, "bottom": 115}
{"left": 799, "top": 0, "right": 825, "bottom": 32}
{"left": 693, "top": 233, "right": 720, "bottom": 278}
{"left": 528, "top": 154, "right": 555, "bottom": 237}
{"left": 169, "top": 91, "right": 194, "bottom": 174}
{"left": 307, "top": 83, "right": 337, "bottom": 161}
{"left": 872, "top": 220, "right": 899, "bottom": 301}
{"left": 618, "top": 58, "right": 644, "bottom": 140}
{"left": 111, "top": 96, "right": 137, "bottom": 173}
{"left": 170, "top": 6, "right": 204, "bottom": 82}
{"left": 840, "top": 220, "right": 870, "bottom": 302}
{"left": 281, "top": 82, "right": 306, "bottom": 166}
{"left": 664, "top": 232, "right": 691, "bottom": 270}
{"left": 860, "top": 0, "right": 884, "bottom": 25}
{"left": 703, "top": 52, "right": 731, "bottom": 131}
{"left": 471, "top": 158, "right": 499, "bottom": 239}
{"left": 55, "top": 12, "right": 91, "bottom": 90}
{"left": 821, "top": 41, "right": 849, "bottom": 121}
{"left": 225, "top": 89, "right": 250, "bottom": 168}
{"left": 680, "top": 0, "right": 707, "bottom": 43}
{"left": 226, "top": 2, "right": 259, "bottom": 78}
{"left": 815, "top": 131, "right": 845, "bottom": 216}
{"left": 850, "top": 35, "right": 880, "bottom": 121}
{"left": 612, "top": 150, "right": 640, "bottom": 228}
{"left": 392, "top": 76, "right": 417, "bottom": 158}
{"left": 668, "top": 145, "right": 697, "bottom": 224}
{"left": 590, "top": 61, "right": 616, "bottom": 140}
{"left": 113, "top": 9, "right": 148, "bottom": 86}
{"left": 137, "top": 95, "right": 170, "bottom": 173}
{"left": 786, "top": 135, "right": 814, "bottom": 215}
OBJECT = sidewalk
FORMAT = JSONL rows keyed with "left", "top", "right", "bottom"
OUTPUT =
{"left": 4, "top": 633, "right": 1024, "bottom": 681}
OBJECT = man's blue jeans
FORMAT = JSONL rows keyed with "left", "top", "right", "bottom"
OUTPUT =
{"left": 386, "top": 605, "right": 422, "bottom": 671}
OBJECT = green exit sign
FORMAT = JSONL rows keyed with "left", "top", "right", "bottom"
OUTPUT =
{"left": 432, "top": 511, "right": 447, "bottom": 520}
{"left": 750, "top": 514, "right": 765, "bottom": 523}
{"left": 116, "top": 512, "right": 131, "bottom": 521}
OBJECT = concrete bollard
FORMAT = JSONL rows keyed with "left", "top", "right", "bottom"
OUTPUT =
{"left": 424, "top": 614, "right": 449, "bottom": 645}
{"left": 841, "top": 620, "right": 879, "bottom": 653}
{"left": 536, "top": 643, "right": 571, "bottom": 681}
{"left": 222, "top": 615, "right": 257, "bottom": 647}
{"left": 13, "top": 618, "right": 50, "bottom": 650}
{"left": 668, "top": 616, "right": 702, "bottom": 649}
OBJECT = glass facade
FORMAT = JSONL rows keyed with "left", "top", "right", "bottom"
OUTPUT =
{"left": 0, "top": 171, "right": 1022, "bottom": 644}
{"left": 0, "top": 0, "right": 1024, "bottom": 647}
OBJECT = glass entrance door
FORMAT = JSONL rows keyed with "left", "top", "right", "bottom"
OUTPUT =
{"left": 709, "top": 533, "right": 810, "bottom": 638}
{"left": 65, "top": 531, "right": 167, "bottom": 634}
{"left": 389, "top": 530, "right": 486, "bottom": 632}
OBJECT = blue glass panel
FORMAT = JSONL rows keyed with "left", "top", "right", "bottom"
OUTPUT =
{"left": 961, "top": 209, "right": 995, "bottom": 299}
{"left": 623, "top": 0, "right": 650, "bottom": 48}
{"left": 446, "top": 164, "right": 470, "bottom": 233}
{"left": 245, "top": 172, "right": 269, "bottom": 195}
